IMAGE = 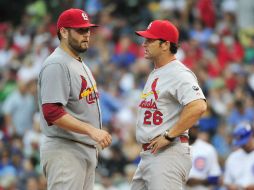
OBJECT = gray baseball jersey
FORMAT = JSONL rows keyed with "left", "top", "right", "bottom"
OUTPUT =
{"left": 38, "top": 47, "right": 101, "bottom": 145}
{"left": 136, "top": 60, "right": 205, "bottom": 144}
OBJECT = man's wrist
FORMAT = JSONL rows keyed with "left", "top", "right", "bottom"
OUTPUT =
{"left": 163, "top": 130, "right": 176, "bottom": 142}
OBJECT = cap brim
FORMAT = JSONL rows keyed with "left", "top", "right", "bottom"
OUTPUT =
{"left": 71, "top": 23, "right": 99, "bottom": 28}
{"left": 135, "top": 31, "right": 158, "bottom": 39}
{"left": 233, "top": 134, "right": 252, "bottom": 146}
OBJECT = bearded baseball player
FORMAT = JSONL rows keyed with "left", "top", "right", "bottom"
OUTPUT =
{"left": 38, "top": 8, "right": 112, "bottom": 190}
{"left": 130, "top": 20, "right": 207, "bottom": 190}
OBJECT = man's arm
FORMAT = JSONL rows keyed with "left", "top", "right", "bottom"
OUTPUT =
{"left": 42, "top": 103, "right": 111, "bottom": 149}
{"left": 187, "top": 176, "right": 220, "bottom": 187}
{"left": 53, "top": 114, "right": 111, "bottom": 148}
{"left": 149, "top": 99, "right": 207, "bottom": 154}
{"left": 245, "top": 185, "right": 254, "bottom": 190}
{"left": 186, "top": 178, "right": 208, "bottom": 186}
{"left": 224, "top": 184, "right": 254, "bottom": 190}
{"left": 225, "top": 184, "right": 243, "bottom": 190}
{"left": 167, "top": 99, "right": 207, "bottom": 138}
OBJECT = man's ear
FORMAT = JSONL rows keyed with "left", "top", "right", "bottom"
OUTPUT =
{"left": 161, "top": 41, "right": 170, "bottom": 52}
{"left": 60, "top": 27, "right": 68, "bottom": 39}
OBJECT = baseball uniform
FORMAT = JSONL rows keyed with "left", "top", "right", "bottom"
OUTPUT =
{"left": 224, "top": 148, "right": 254, "bottom": 188}
{"left": 186, "top": 139, "right": 221, "bottom": 190}
{"left": 131, "top": 60, "right": 206, "bottom": 190}
{"left": 38, "top": 47, "right": 101, "bottom": 190}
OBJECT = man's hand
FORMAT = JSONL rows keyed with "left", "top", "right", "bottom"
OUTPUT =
{"left": 226, "top": 185, "right": 242, "bottom": 190}
{"left": 89, "top": 128, "right": 112, "bottom": 149}
{"left": 148, "top": 135, "right": 171, "bottom": 154}
{"left": 245, "top": 185, "right": 254, "bottom": 190}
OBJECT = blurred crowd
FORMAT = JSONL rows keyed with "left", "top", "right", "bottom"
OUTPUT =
{"left": 0, "top": 0, "right": 254, "bottom": 189}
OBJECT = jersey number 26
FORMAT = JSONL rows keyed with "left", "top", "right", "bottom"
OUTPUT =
{"left": 143, "top": 110, "right": 163, "bottom": 125}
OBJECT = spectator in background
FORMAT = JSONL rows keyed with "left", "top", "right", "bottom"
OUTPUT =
{"left": 99, "top": 88, "right": 122, "bottom": 126}
{"left": 18, "top": 158, "right": 39, "bottom": 190}
{"left": 189, "top": 19, "right": 213, "bottom": 48}
{"left": 198, "top": 104, "right": 219, "bottom": 136}
{"left": 227, "top": 99, "right": 254, "bottom": 128}
{"left": 196, "top": 0, "right": 216, "bottom": 28}
{"left": 224, "top": 122, "right": 254, "bottom": 189}
{"left": 216, "top": 31, "right": 244, "bottom": 69}
{"left": 0, "top": 148, "right": 16, "bottom": 178}
{"left": 12, "top": 25, "right": 31, "bottom": 54}
{"left": 0, "top": 66, "right": 17, "bottom": 112}
{"left": 0, "top": 38, "right": 17, "bottom": 68}
{"left": 181, "top": 38, "right": 203, "bottom": 70}
{"left": 236, "top": 0, "right": 254, "bottom": 31}
{"left": 244, "top": 37, "right": 254, "bottom": 65}
{"left": 111, "top": 34, "right": 138, "bottom": 68}
{"left": 23, "top": 113, "right": 42, "bottom": 158}
{"left": 2, "top": 76, "right": 35, "bottom": 136}
{"left": 211, "top": 122, "right": 232, "bottom": 167}
{"left": 208, "top": 77, "right": 233, "bottom": 117}
{"left": 0, "top": 175, "right": 17, "bottom": 190}
{"left": 26, "top": 176, "right": 39, "bottom": 190}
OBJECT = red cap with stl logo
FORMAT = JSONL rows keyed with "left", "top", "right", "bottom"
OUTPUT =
{"left": 135, "top": 20, "right": 179, "bottom": 44}
{"left": 57, "top": 8, "right": 98, "bottom": 30}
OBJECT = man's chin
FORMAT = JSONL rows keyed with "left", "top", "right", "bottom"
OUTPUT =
{"left": 77, "top": 47, "right": 88, "bottom": 53}
{"left": 144, "top": 55, "right": 150, "bottom": 59}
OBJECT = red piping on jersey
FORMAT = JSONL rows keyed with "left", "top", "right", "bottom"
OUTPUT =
{"left": 42, "top": 103, "right": 67, "bottom": 126}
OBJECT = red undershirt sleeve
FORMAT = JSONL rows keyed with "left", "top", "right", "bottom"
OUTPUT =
{"left": 42, "top": 103, "right": 67, "bottom": 126}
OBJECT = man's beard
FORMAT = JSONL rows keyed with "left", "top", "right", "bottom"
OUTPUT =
{"left": 68, "top": 35, "right": 88, "bottom": 53}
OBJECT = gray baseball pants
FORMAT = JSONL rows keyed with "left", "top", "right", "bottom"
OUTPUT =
{"left": 130, "top": 142, "right": 192, "bottom": 190}
{"left": 40, "top": 137, "right": 97, "bottom": 190}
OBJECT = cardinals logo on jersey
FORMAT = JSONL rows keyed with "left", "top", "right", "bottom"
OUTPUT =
{"left": 141, "top": 78, "right": 159, "bottom": 100}
{"left": 139, "top": 78, "right": 159, "bottom": 110}
{"left": 79, "top": 76, "right": 88, "bottom": 99}
{"left": 139, "top": 77, "right": 163, "bottom": 125}
{"left": 79, "top": 76, "right": 99, "bottom": 104}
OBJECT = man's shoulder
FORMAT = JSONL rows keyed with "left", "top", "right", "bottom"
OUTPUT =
{"left": 164, "top": 60, "right": 196, "bottom": 79}
{"left": 169, "top": 60, "right": 189, "bottom": 70}
{"left": 43, "top": 47, "right": 71, "bottom": 67}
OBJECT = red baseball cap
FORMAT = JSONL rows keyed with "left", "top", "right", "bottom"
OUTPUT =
{"left": 135, "top": 20, "right": 179, "bottom": 43}
{"left": 57, "top": 8, "right": 98, "bottom": 30}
